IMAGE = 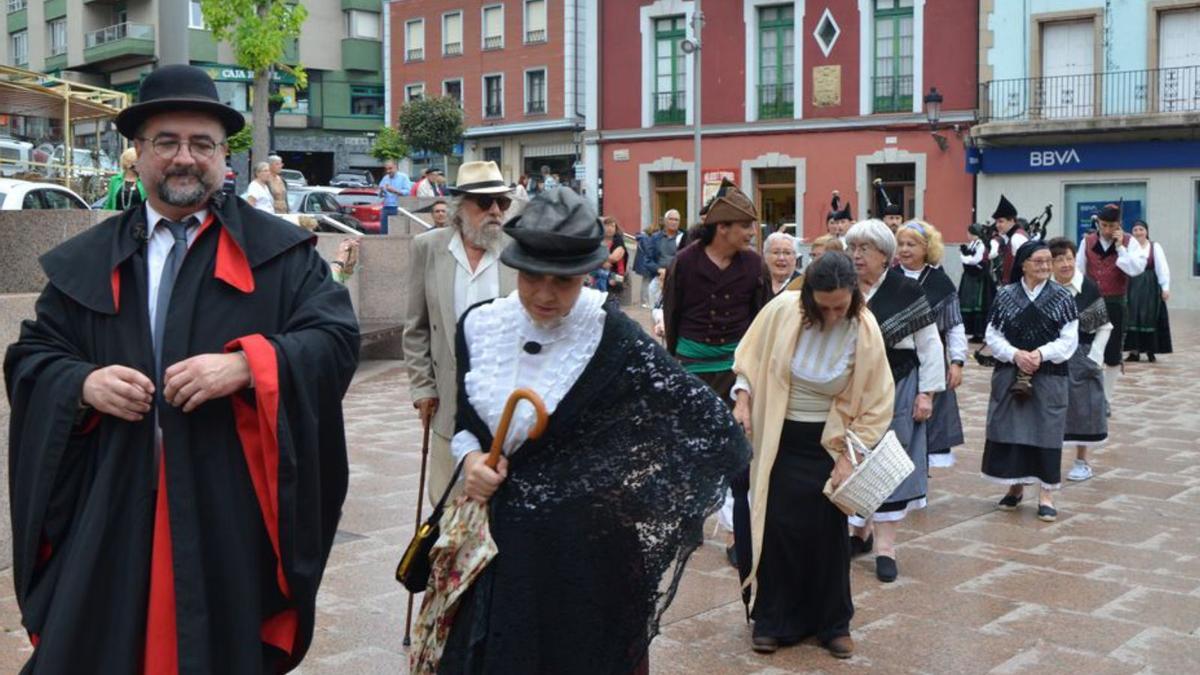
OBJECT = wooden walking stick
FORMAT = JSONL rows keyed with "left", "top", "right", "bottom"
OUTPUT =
{"left": 403, "top": 416, "right": 433, "bottom": 647}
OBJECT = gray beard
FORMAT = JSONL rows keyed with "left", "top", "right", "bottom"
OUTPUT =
{"left": 157, "top": 170, "right": 213, "bottom": 208}
{"left": 463, "top": 221, "right": 501, "bottom": 249}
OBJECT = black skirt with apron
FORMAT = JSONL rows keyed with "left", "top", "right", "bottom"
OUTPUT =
{"left": 1124, "top": 244, "right": 1172, "bottom": 354}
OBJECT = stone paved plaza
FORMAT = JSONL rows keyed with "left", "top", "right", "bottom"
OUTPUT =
{"left": 1, "top": 309, "right": 1197, "bottom": 673}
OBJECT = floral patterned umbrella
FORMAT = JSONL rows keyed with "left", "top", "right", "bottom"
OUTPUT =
{"left": 409, "top": 388, "right": 548, "bottom": 674}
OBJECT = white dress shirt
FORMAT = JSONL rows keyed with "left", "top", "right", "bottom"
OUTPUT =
{"left": 1075, "top": 234, "right": 1148, "bottom": 279}
{"left": 448, "top": 232, "right": 501, "bottom": 319}
{"left": 1148, "top": 241, "right": 1170, "bottom": 291}
{"left": 1003, "top": 230, "right": 1029, "bottom": 258}
{"left": 961, "top": 239, "right": 985, "bottom": 267}
{"left": 985, "top": 279, "right": 1079, "bottom": 365}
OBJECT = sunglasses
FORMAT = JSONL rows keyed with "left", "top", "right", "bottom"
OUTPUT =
{"left": 469, "top": 194, "right": 512, "bottom": 211}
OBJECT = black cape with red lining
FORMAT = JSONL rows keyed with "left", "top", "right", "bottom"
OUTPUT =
{"left": 5, "top": 193, "right": 359, "bottom": 674}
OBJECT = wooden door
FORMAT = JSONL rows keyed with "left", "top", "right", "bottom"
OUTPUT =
{"left": 1041, "top": 21, "right": 1094, "bottom": 118}
{"left": 1158, "top": 9, "right": 1200, "bottom": 112}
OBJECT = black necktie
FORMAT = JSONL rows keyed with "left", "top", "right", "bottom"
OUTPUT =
{"left": 152, "top": 218, "right": 193, "bottom": 384}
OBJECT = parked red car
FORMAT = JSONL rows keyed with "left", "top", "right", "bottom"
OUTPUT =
{"left": 334, "top": 187, "right": 382, "bottom": 234}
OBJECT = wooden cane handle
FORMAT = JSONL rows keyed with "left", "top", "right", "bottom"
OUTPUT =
{"left": 485, "top": 388, "right": 549, "bottom": 469}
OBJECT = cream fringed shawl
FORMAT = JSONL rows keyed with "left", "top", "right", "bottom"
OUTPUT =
{"left": 731, "top": 291, "right": 896, "bottom": 596}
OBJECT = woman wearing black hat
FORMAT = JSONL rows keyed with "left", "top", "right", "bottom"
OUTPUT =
{"left": 981, "top": 240, "right": 1079, "bottom": 522}
{"left": 435, "top": 187, "right": 750, "bottom": 675}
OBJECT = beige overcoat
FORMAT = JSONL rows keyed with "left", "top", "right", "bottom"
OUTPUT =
{"left": 731, "top": 291, "right": 895, "bottom": 598}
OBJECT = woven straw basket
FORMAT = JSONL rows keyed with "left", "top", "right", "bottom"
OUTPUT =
{"left": 826, "top": 429, "right": 914, "bottom": 518}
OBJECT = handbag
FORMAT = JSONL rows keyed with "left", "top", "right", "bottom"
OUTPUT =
{"left": 823, "top": 429, "right": 914, "bottom": 519}
{"left": 395, "top": 459, "right": 465, "bottom": 593}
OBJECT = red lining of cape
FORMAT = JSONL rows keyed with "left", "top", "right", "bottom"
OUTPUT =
{"left": 225, "top": 334, "right": 296, "bottom": 656}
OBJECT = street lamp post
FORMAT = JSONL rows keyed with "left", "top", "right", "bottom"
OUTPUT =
{"left": 682, "top": 1, "right": 704, "bottom": 221}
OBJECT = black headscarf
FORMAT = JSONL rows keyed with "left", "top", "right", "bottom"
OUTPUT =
{"left": 1010, "top": 239, "right": 1048, "bottom": 285}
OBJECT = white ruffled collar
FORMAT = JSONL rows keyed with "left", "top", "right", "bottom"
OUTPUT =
{"left": 462, "top": 287, "right": 607, "bottom": 452}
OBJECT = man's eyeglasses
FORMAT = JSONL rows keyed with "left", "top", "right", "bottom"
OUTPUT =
{"left": 137, "top": 135, "right": 225, "bottom": 160}
{"left": 469, "top": 194, "right": 512, "bottom": 211}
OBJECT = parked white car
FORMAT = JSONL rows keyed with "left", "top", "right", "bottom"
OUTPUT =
{"left": 0, "top": 178, "right": 91, "bottom": 210}
{"left": 0, "top": 138, "right": 33, "bottom": 177}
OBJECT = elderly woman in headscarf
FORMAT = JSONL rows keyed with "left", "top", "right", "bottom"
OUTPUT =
{"left": 731, "top": 252, "right": 894, "bottom": 659}
{"left": 894, "top": 220, "right": 966, "bottom": 468}
{"left": 436, "top": 187, "right": 750, "bottom": 675}
{"left": 982, "top": 240, "right": 1078, "bottom": 523}
{"left": 844, "top": 219, "right": 945, "bottom": 583}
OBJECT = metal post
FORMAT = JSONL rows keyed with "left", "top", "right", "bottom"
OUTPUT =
{"left": 691, "top": 1, "right": 704, "bottom": 222}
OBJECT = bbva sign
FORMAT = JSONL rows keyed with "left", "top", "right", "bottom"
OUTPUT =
{"left": 1029, "top": 149, "right": 1081, "bottom": 167}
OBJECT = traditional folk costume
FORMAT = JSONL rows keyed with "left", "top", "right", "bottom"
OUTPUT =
{"left": 1063, "top": 271, "right": 1111, "bottom": 447}
{"left": 661, "top": 180, "right": 772, "bottom": 587}
{"left": 732, "top": 292, "right": 894, "bottom": 650}
{"left": 993, "top": 195, "right": 1029, "bottom": 285}
{"left": 1124, "top": 237, "right": 1172, "bottom": 359}
{"left": 958, "top": 236, "right": 995, "bottom": 341}
{"left": 902, "top": 263, "right": 965, "bottom": 468}
{"left": 1076, "top": 205, "right": 1148, "bottom": 402}
{"left": 981, "top": 244, "right": 1079, "bottom": 492}
{"left": 438, "top": 188, "right": 750, "bottom": 675}
{"left": 851, "top": 268, "right": 945, "bottom": 527}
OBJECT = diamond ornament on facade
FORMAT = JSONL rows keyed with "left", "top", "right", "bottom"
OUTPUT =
{"left": 814, "top": 8, "right": 840, "bottom": 57}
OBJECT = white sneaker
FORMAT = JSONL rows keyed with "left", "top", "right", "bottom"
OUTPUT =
{"left": 1067, "top": 460, "right": 1093, "bottom": 482}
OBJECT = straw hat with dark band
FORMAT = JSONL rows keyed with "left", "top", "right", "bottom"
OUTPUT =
{"left": 450, "top": 161, "right": 512, "bottom": 195}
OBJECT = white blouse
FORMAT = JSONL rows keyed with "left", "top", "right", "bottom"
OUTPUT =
{"left": 451, "top": 287, "right": 607, "bottom": 464}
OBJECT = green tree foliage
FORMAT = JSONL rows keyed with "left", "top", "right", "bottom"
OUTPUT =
{"left": 226, "top": 126, "right": 253, "bottom": 154}
{"left": 396, "top": 97, "right": 465, "bottom": 157}
{"left": 201, "top": 1, "right": 308, "bottom": 163}
{"left": 370, "top": 126, "right": 409, "bottom": 162}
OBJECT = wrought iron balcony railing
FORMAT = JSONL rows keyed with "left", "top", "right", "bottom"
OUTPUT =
{"left": 758, "top": 82, "right": 794, "bottom": 119}
{"left": 653, "top": 90, "right": 686, "bottom": 125}
{"left": 872, "top": 74, "right": 913, "bottom": 114}
{"left": 527, "top": 99, "right": 546, "bottom": 114}
{"left": 980, "top": 65, "right": 1200, "bottom": 122}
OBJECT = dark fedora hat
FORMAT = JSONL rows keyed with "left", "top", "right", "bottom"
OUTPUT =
{"left": 116, "top": 64, "right": 245, "bottom": 139}
{"left": 501, "top": 187, "right": 608, "bottom": 276}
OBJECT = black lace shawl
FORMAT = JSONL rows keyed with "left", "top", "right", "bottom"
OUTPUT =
{"left": 989, "top": 280, "right": 1078, "bottom": 351}
{"left": 870, "top": 267, "right": 936, "bottom": 348}
{"left": 439, "top": 302, "right": 751, "bottom": 675}
{"left": 1075, "top": 276, "right": 1109, "bottom": 336}
{"left": 917, "top": 265, "right": 963, "bottom": 334}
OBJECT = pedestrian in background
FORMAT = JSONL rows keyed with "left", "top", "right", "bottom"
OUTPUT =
{"left": 895, "top": 221, "right": 966, "bottom": 469}
{"left": 982, "top": 240, "right": 1078, "bottom": 522}
{"left": 765, "top": 231, "right": 802, "bottom": 295}
{"left": 1124, "top": 219, "right": 1171, "bottom": 363}
{"left": 242, "top": 161, "right": 275, "bottom": 214}
{"left": 102, "top": 147, "right": 145, "bottom": 211}
{"left": 959, "top": 224, "right": 995, "bottom": 343}
{"left": 267, "top": 154, "right": 289, "bottom": 213}
{"left": 845, "top": 219, "right": 944, "bottom": 583}
{"left": 378, "top": 159, "right": 412, "bottom": 235}
{"left": 1048, "top": 237, "right": 1110, "bottom": 483}
{"left": 806, "top": 234, "right": 843, "bottom": 269}
{"left": 732, "top": 252, "right": 894, "bottom": 659}
{"left": 402, "top": 160, "right": 517, "bottom": 505}
{"left": 430, "top": 198, "right": 450, "bottom": 228}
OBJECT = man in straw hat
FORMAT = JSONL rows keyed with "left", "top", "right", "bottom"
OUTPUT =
{"left": 661, "top": 178, "right": 771, "bottom": 578}
{"left": 436, "top": 186, "right": 749, "bottom": 674}
{"left": 403, "top": 160, "right": 518, "bottom": 504}
{"left": 5, "top": 65, "right": 360, "bottom": 673}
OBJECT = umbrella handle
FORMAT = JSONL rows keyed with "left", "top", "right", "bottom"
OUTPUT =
{"left": 485, "top": 388, "right": 548, "bottom": 469}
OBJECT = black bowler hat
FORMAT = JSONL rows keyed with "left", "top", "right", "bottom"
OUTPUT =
{"left": 116, "top": 65, "right": 245, "bottom": 139}
{"left": 501, "top": 187, "right": 607, "bottom": 276}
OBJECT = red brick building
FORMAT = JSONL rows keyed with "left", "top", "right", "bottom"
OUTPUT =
{"left": 385, "top": 0, "right": 587, "bottom": 185}
{"left": 587, "top": 0, "right": 978, "bottom": 243}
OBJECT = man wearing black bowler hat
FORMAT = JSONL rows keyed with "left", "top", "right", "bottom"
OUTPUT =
{"left": 5, "top": 64, "right": 359, "bottom": 673}
{"left": 434, "top": 186, "right": 749, "bottom": 674}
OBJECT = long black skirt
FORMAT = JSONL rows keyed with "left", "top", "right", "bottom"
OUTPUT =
{"left": 751, "top": 420, "right": 852, "bottom": 644}
{"left": 1124, "top": 268, "right": 1173, "bottom": 354}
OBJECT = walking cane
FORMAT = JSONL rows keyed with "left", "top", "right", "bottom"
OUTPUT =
{"left": 402, "top": 416, "right": 433, "bottom": 647}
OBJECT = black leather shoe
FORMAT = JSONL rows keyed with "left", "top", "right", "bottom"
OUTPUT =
{"left": 1037, "top": 504, "right": 1058, "bottom": 522}
{"left": 876, "top": 555, "right": 898, "bottom": 583}
{"left": 1147, "top": 353, "right": 1157, "bottom": 363}
{"left": 849, "top": 533, "right": 874, "bottom": 557}
{"left": 825, "top": 635, "right": 855, "bottom": 659}
{"left": 725, "top": 544, "right": 738, "bottom": 569}
{"left": 1126, "top": 352, "right": 1140, "bottom": 362}
{"left": 751, "top": 635, "right": 779, "bottom": 654}
{"left": 998, "top": 493, "right": 1023, "bottom": 511}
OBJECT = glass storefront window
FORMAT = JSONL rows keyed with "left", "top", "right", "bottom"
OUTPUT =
{"left": 215, "top": 81, "right": 248, "bottom": 112}
{"left": 1064, "top": 182, "right": 1147, "bottom": 245}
